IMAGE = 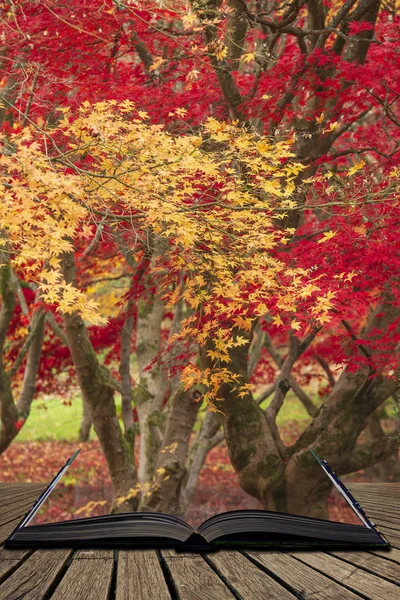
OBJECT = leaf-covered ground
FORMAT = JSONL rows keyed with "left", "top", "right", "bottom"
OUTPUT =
{"left": 1, "top": 420, "right": 388, "bottom": 529}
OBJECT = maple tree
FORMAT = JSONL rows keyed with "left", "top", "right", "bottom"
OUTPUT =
{"left": 0, "top": 0, "right": 399, "bottom": 518}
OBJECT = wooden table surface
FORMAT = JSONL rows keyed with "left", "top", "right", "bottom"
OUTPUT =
{"left": 0, "top": 483, "right": 398, "bottom": 599}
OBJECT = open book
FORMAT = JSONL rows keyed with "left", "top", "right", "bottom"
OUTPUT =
{"left": 6, "top": 450, "right": 390, "bottom": 551}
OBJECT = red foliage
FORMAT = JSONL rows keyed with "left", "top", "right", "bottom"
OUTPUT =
{"left": 1, "top": 1, "right": 399, "bottom": 402}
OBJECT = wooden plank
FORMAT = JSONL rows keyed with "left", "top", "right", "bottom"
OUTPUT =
{"left": 117, "top": 550, "right": 172, "bottom": 600}
{"left": 0, "top": 515, "right": 26, "bottom": 544}
{"left": 369, "top": 546, "right": 400, "bottom": 564}
{"left": 246, "top": 551, "right": 362, "bottom": 599}
{"left": 0, "top": 487, "right": 45, "bottom": 505}
{"left": 351, "top": 497, "right": 400, "bottom": 513}
{"left": 0, "top": 546, "right": 32, "bottom": 584}
{"left": 348, "top": 483, "right": 400, "bottom": 493}
{"left": 330, "top": 550, "right": 400, "bottom": 584}
{"left": 377, "top": 525, "right": 400, "bottom": 548}
{"left": 0, "top": 504, "right": 33, "bottom": 529}
{"left": 371, "top": 516, "right": 400, "bottom": 531}
{"left": 161, "top": 549, "right": 235, "bottom": 599}
{"left": 51, "top": 549, "right": 114, "bottom": 600}
{"left": 358, "top": 510, "right": 400, "bottom": 527}
{"left": 205, "top": 550, "right": 297, "bottom": 599}
{"left": 359, "top": 507, "right": 400, "bottom": 525}
{"left": 0, "top": 487, "right": 46, "bottom": 502}
{"left": 348, "top": 483, "right": 400, "bottom": 491}
{"left": 350, "top": 489, "right": 400, "bottom": 500}
{"left": 293, "top": 551, "right": 400, "bottom": 599}
{"left": 0, "top": 497, "right": 39, "bottom": 519}
{"left": 0, "top": 548, "right": 72, "bottom": 600}
{"left": 350, "top": 498, "right": 399, "bottom": 512}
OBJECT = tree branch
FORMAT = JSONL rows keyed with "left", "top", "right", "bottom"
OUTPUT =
{"left": 265, "top": 333, "right": 319, "bottom": 418}
{"left": 10, "top": 307, "right": 45, "bottom": 378}
{"left": 315, "top": 353, "right": 336, "bottom": 387}
{"left": 339, "top": 434, "right": 399, "bottom": 475}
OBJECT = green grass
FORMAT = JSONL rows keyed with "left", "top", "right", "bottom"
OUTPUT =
{"left": 17, "top": 395, "right": 122, "bottom": 442}
{"left": 17, "top": 391, "right": 398, "bottom": 443}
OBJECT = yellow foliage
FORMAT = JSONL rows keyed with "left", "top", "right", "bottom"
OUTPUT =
{"left": 0, "top": 100, "right": 335, "bottom": 405}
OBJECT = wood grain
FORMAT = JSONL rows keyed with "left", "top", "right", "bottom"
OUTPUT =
{"left": 0, "top": 546, "right": 32, "bottom": 584}
{"left": 247, "top": 551, "right": 363, "bottom": 599}
{"left": 51, "top": 549, "right": 114, "bottom": 600}
{"left": 117, "top": 550, "right": 172, "bottom": 600}
{"left": 0, "top": 548, "right": 72, "bottom": 600}
{"left": 369, "top": 546, "right": 400, "bottom": 564}
{"left": 161, "top": 549, "right": 235, "bottom": 599}
{"left": 0, "top": 514, "right": 28, "bottom": 544}
{"left": 293, "top": 550, "right": 400, "bottom": 599}
{"left": 329, "top": 550, "right": 400, "bottom": 583}
{"left": 206, "top": 550, "right": 297, "bottom": 599}
{"left": 0, "top": 482, "right": 398, "bottom": 599}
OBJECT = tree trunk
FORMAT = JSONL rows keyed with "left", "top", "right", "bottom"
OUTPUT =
{"left": 364, "top": 408, "right": 400, "bottom": 482}
{"left": 0, "top": 249, "right": 46, "bottom": 454}
{"left": 140, "top": 387, "right": 201, "bottom": 515}
{"left": 133, "top": 238, "right": 169, "bottom": 486}
{"left": 134, "top": 291, "right": 165, "bottom": 484}
{"left": 61, "top": 250, "right": 138, "bottom": 513}
{"left": 181, "top": 410, "right": 224, "bottom": 513}
{"left": 202, "top": 298, "right": 400, "bottom": 517}
{"left": 201, "top": 341, "right": 285, "bottom": 506}
{"left": 78, "top": 397, "right": 92, "bottom": 442}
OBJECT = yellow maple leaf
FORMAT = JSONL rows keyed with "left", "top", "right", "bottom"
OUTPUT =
{"left": 234, "top": 335, "right": 249, "bottom": 347}
{"left": 272, "top": 314, "right": 283, "bottom": 327}
{"left": 317, "top": 230, "right": 338, "bottom": 244}
{"left": 39, "top": 269, "right": 62, "bottom": 285}
{"left": 242, "top": 52, "right": 256, "bottom": 63}
{"left": 215, "top": 45, "right": 228, "bottom": 61}
{"left": 232, "top": 315, "right": 253, "bottom": 331}
{"left": 316, "top": 112, "right": 325, "bottom": 124}
{"left": 348, "top": 160, "right": 365, "bottom": 177}
{"left": 291, "top": 319, "right": 301, "bottom": 331}
{"left": 328, "top": 121, "right": 339, "bottom": 131}
{"left": 345, "top": 270, "right": 357, "bottom": 282}
{"left": 182, "top": 12, "right": 197, "bottom": 29}
{"left": 187, "top": 69, "right": 200, "bottom": 81}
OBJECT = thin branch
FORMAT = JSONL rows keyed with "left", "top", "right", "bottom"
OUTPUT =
{"left": 10, "top": 307, "right": 45, "bottom": 377}
{"left": 267, "top": 326, "right": 322, "bottom": 421}
{"left": 315, "top": 353, "right": 336, "bottom": 387}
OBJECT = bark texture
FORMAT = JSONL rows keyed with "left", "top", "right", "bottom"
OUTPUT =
{"left": 61, "top": 250, "right": 138, "bottom": 513}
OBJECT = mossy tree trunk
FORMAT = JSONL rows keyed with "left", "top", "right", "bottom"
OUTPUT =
{"left": 78, "top": 397, "right": 92, "bottom": 442}
{"left": 200, "top": 298, "right": 400, "bottom": 518}
{"left": 61, "top": 250, "right": 138, "bottom": 513}
{"left": 140, "top": 387, "right": 202, "bottom": 515}
{"left": 134, "top": 289, "right": 166, "bottom": 485}
{"left": 0, "top": 246, "right": 46, "bottom": 455}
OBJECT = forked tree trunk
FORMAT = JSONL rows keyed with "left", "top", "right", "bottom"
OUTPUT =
{"left": 200, "top": 299, "right": 400, "bottom": 518}
{"left": 61, "top": 250, "right": 138, "bottom": 513}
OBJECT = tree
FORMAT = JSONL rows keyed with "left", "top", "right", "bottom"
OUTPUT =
{"left": 1, "top": 102, "right": 328, "bottom": 510}
{"left": 1, "top": 0, "right": 399, "bottom": 517}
